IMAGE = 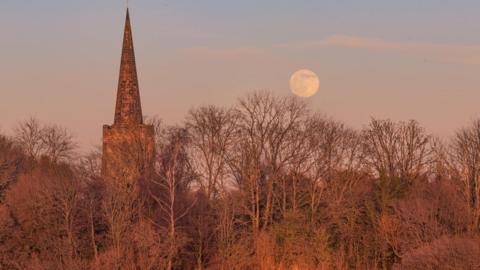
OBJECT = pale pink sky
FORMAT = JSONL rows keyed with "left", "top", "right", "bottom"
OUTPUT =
{"left": 2, "top": 1, "right": 480, "bottom": 151}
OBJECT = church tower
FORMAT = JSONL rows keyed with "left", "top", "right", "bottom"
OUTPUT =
{"left": 102, "top": 9, "right": 155, "bottom": 182}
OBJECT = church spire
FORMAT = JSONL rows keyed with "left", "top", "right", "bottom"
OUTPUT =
{"left": 114, "top": 8, "right": 143, "bottom": 126}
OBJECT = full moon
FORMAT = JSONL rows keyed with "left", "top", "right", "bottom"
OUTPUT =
{"left": 289, "top": 69, "right": 320, "bottom": 97}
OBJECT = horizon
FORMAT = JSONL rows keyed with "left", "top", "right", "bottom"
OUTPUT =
{"left": 2, "top": 1, "right": 480, "bottom": 151}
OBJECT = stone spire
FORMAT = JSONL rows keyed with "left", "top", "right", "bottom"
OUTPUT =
{"left": 114, "top": 8, "right": 143, "bottom": 126}
{"left": 102, "top": 8, "right": 155, "bottom": 183}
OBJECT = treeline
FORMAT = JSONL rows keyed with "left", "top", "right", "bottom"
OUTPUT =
{"left": 1, "top": 91, "right": 480, "bottom": 269}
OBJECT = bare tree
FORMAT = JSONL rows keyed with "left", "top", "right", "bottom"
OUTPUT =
{"left": 302, "top": 115, "right": 363, "bottom": 220}
{"left": 450, "top": 119, "right": 480, "bottom": 231}
{"left": 102, "top": 172, "right": 144, "bottom": 267}
{"left": 149, "top": 127, "right": 196, "bottom": 270}
{"left": 14, "top": 117, "right": 45, "bottom": 159}
{"left": 4, "top": 161, "right": 82, "bottom": 269}
{"left": 0, "top": 134, "right": 24, "bottom": 200}
{"left": 14, "top": 118, "right": 76, "bottom": 163}
{"left": 362, "top": 119, "right": 432, "bottom": 182}
{"left": 227, "top": 91, "right": 308, "bottom": 235}
{"left": 186, "top": 106, "right": 238, "bottom": 200}
{"left": 41, "top": 125, "right": 77, "bottom": 163}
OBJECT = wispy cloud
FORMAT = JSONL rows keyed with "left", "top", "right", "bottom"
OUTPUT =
{"left": 278, "top": 35, "right": 480, "bottom": 65}
{"left": 181, "top": 35, "right": 480, "bottom": 65}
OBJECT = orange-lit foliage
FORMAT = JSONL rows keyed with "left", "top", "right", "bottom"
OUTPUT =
{"left": 1, "top": 92, "right": 480, "bottom": 269}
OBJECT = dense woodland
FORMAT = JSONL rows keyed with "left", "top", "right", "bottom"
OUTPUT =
{"left": 1, "top": 91, "right": 480, "bottom": 269}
